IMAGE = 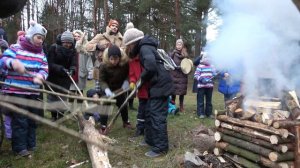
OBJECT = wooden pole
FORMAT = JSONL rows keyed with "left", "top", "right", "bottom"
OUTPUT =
{"left": 294, "top": 126, "right": 300, "bottom": 167}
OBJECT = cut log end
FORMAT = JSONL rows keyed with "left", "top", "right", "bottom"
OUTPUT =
{"left": 213, "top": 147, "right": 222, "bottom": 156}
{"left": 270, "top": 135, "right": 279, "bottom": 144}
{"left": 214, "top": 132, "right": 221, "bottom": 141}
{"left": 215, "top": 119, "right": 221, "bottom": 127}
{"left": 269, "top": 152, "right": 278, "bottom": 162}
{"left": 281, "top": 146, "right": 288, "bottom": 153}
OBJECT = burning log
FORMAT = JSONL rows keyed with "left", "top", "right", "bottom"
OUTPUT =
{"left": 215, "top": 142, "right": 281, "bottom": 168}
{"left": 215, "top": 129, "right": 291, "bottom": 153}
{"left": 217, "top": 115, "right": 289, "bottom": 138}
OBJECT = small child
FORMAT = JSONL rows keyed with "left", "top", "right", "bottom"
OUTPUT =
{"left": 194, "top": 55, "right": 216, "bottom": 119}
{"left": 168, "top": 96, "right": 179, "bottom": 115}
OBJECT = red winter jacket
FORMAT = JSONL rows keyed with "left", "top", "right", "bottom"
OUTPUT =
{"left": 129, "top": 56, "right": 149, "bottom": 99}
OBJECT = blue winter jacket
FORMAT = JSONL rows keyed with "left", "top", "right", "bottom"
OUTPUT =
{"left": 218, "top": 71, "right": 241, "bottom": 95}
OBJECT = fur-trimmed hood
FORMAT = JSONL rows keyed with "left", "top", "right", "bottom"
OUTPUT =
{"left": 73, "top": 29, "right": 91, "bottom": 55}
{"left": 102, "top": 47, "right": 128, "bottom": 67}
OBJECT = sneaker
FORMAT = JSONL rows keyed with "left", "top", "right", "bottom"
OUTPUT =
{"left": 199, "top": 115, "right": 206, "bottom": 119}
{"left": 145, "top": 150, "right": 162, "bottom": 158}
{"left": 139, "top": 140, "right": 149, "bottom": 146}
{"left": 28, "top": 147, "right": 36, "bottom": 152}
{"left": 17, "top": 150, "right": 31, "bottom": 157}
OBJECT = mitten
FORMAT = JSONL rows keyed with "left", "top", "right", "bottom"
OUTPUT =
{"left": 129, "top": 82, "right": 136, "bottom": 91}
{"left": 121, "top": 80, "right": 129, "bottom": 90}
{"left": 104, "top": 88, "right": 114, "bottom": 97}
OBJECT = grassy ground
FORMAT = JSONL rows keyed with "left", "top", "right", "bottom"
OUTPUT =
{"left": 0, "top": 76, "right": 225, "bottom": 168}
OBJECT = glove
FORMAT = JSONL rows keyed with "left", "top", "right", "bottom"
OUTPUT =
{"left": 121, "top": 80, "right": 129, "bottom": 90}
{"left": 69, "top": 69, "right": 75, "bottom": 76}
{"left": 11, "top": 59, "right": 25, "bottom": 74}
{"left": 33, "top": 73, "right": 44, "bottom": 85}
{"left": 104, "top": 88, "right": 114, "bottom": 97}
{"left": 129, "top": 82, "right": 136, "bottom": 91}
{"left": 69, "top": 66, "right": 76, "bottom": 76}
{"left": 201, "top": 78, "right": 212, "bottom": 84}
{"left": 61, "top": 67, "right": 69, "bottom": 74}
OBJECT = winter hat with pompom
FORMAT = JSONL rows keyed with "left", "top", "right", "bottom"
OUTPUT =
{"left": 25, "top": 20, "right": 47, "bottom": 40}
{"left": 123, "top": 24, "right": 144, "bottom": 46}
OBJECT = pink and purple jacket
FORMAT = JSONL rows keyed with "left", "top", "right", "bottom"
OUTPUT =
{"left": 0, "top": 44, "right": 48, "bottom": 95}
{"left": 194, "top": 62, "right": 216, "bottom": 88}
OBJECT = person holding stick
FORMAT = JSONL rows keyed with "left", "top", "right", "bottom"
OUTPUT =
{"left": 97, "top": 44, "right": 132, "bottom": 135}
{"left": 0, "top": 20, "right": 48, "bottom": 157}
{"left": 46, "top": 31, "right": 76, "bottom": 121}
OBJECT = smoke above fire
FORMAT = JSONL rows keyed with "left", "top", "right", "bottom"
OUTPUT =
{"left": 206, "top": 0, "right": 300, "bottom": 98}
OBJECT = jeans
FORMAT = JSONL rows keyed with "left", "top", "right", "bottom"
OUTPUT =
{"left": 197, "top": 88, "right": 213, "bottom": 116}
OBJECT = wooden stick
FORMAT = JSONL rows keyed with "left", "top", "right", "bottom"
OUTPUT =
{"left": 295, "top": 126, "right": 300, "bottom": 167}
{"left": 217, "top": 115, "right": 289, "bottom": 138}
{"left": 0, "top": 81, "right": 116, "bottom": 103}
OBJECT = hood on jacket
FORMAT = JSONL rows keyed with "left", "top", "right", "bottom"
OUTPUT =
{"left": 102, "top": 47, "right": 128, "bottom": 67}
{"left": 130, "top": 35, "right": 158, "bottom": 57}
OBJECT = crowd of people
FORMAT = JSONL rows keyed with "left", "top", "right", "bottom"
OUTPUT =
{"left": 0, "top": 19, "right": 241, "bottom": 159}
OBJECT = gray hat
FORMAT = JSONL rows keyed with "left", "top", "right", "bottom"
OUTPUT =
{"left": 25, "top": 20, "right": 47, "bottom": 40}
{"left": 0, "top": 39, "right": 8, "bottom": 48}
{"left": 61, "top": 31, "right": 74, "bottom": 44}
{"left": 123, "top": 27, "right": 144, "bottom": 46}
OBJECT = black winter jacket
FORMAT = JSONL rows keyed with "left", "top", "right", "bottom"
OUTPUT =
{"left": 46, "top": 44, "right": 77, "bottom": 91}
{"left": 134, "top": 35, "right": 173, "bottom": 98}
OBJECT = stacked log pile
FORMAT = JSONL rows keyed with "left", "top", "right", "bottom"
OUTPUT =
{"left": 214, "top": 91, "right": 300, "bottom": 168}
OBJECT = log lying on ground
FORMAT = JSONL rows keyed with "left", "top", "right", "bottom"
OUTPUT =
{"left": 213, "top": 147, "right": 223, "bottom": 156}
{"left": 215, "top": 120, "right": 289, "bottom": 144}
{"left": 215, "top": 142, "right": 281, "bottom": 168}
{"left": 223, "top": 152, "right": 260, "bottom": 168}
{"left": 82, "top": 117, "right": 112, "bottom": 168}
{"left": 273, "top": 120, "right": 300, "bottom": 129}
{"left": 214, "top": 109, "right": 227, "bottom": 116}
{"left": 295, "top": 126, "right": 300, "bottom": 168}
{"left": 215, "top": 130, "right": 291, "bottom": 153}
{"left": 217, "top": 115, "right": 289, "bottom": 138}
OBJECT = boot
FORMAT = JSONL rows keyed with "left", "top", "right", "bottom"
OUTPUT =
{"left": 179, "top": 104, "right": 184, "bottom": 112}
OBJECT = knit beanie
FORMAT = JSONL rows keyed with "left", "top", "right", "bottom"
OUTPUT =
{"left": 87, "top": 89, "right": 98, "bottom": 98}
{"left": 25, "top": 20, "right": 47, "bottom": 40}
{"left": 125, "top": 22, "right": 134, "bottom": 31}
{"left": 123, "top": 26, "right": 144, "bottom": 46}
{"left": 61, "top": 31, "right": 74, "bottom": 44}
{"left": 0, "top": 39, "right": 8, "bottom": 48}
{"left": 108, "top": 19, "right": 119, "bottom": 27}
{"left": 176, "top": 39, "right": 183, "bottom": 45}
{"left": 17, "top": 31, "right": 26, "bottom": 37}
{"left": 108, "top": 45, "right": 121, "bottom": 57}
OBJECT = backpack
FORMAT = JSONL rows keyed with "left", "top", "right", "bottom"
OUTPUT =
{"left": 157, "top": 49, "right": 177, "bottom": 71}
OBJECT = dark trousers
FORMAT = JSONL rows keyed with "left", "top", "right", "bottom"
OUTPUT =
{"left": 171, "top": 95, "right": 184, "bottom": 106}
{"left": 136, "top": 98, "right": 147, "bottom": 132}
{"left": 197, "top": 88, "right": 213, "bottom": 116}
{"left": 9, "top": 94, "right": 39, "bottom": 153}
{"left": 144, "top": 96, "right": 169, "bottom": 153}
{"left": 100, "top": 93, "right": 128, "bottom": 126}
